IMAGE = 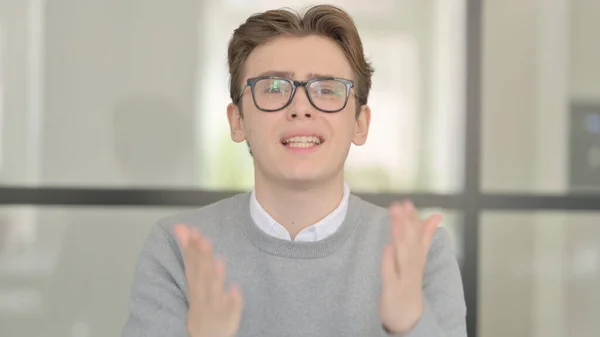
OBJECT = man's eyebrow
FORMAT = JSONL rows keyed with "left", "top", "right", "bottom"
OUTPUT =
{"left": 255, "top": 71, "right": 338, "bottom": 80}
{"left": 257, "top": 70, "right": 295, "bottom": 78}
{"left": 306, "top": 72, "right": 337, "bottom": 79}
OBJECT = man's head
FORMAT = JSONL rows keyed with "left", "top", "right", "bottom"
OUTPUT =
{"left": 226, "top": 5, "right": 374, "bottom": 186}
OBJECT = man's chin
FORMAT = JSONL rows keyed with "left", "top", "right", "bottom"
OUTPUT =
{"left": 282, "top": 174, "right": 322, "bottom": 185}
{"left": 277, "top": 171, "right": 340, "bottom": 188}
{"left": 255, "top": 163, "right": 342, "bottom": 188}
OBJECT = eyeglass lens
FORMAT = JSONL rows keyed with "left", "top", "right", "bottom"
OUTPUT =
{"left": 253, "top": 78, "right": 347, "bottom": 112}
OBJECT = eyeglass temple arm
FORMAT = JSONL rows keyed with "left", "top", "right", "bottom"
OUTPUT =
{"left": 236, "top": 84, "right": 249, "bottom": 102}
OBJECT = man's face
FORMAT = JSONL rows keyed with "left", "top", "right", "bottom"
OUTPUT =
{"left": 227, "top": 35, "right": 370, "bottom": 186}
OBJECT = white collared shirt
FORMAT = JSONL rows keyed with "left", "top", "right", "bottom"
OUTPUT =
{"left": 249, "top": 183, "right": 351, "bottom": 242}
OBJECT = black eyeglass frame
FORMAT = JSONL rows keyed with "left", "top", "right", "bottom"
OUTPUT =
{"left": 238, "top": 76, "right": 355, "bottom": 113}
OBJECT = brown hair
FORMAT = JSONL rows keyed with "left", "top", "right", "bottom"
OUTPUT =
{"left": 227, "top": 5, "right": 374, "bottom": 114}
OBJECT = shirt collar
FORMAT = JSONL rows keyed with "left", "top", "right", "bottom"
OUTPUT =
{"left": 249, "top": 182, "right": 351, "bottom": 241}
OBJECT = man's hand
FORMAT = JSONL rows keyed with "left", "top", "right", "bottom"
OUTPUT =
{"left": 379, "top": 201, "right": 443, "bottom": 334}
{"left": 174, "top": 224, "right": 244, "bottom": 337}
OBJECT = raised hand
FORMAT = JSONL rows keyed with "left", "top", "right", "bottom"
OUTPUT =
{"left": 379, "top": 201, "right": 443, "bottom": 334}
{"left": 174, "top": 224, "right": 244, "bottom": 337}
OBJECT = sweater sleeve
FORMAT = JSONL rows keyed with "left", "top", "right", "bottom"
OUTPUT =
{"left": 122, "top": 222, "right": 190, "bottom": 337}
{"left": 396, "top": 226, "right": 468, "bottom": 337}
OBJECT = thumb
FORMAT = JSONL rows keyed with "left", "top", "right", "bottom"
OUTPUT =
{"left": 422, "top": 214, "right": 443, "bottom": 250}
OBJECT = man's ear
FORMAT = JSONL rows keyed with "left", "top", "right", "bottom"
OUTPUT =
{"left": 352, "top": 104, "right": 371, "bottom": 146}
{"left": 227, "top": 103, "right": 246, "bottom": 143}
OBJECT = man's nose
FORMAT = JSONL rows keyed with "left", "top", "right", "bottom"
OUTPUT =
{"left": 287, "top": 87, "right": 314, "bottom": 119}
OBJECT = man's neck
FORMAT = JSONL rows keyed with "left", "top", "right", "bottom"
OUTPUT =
{"left": 254, "top": 173, "right": 346, "bottom": 239}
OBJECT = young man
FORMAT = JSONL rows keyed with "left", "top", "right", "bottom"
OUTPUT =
{"left": 122, "top": 5, "right": 466, "bottom": 337}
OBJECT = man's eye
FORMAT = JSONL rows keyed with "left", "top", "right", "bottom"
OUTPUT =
{"left": 313, "top": 87, "right": 340, "bottom": 96}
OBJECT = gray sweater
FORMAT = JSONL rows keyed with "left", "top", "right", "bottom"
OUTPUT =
{"left": 122, "top": 193, "right": 467, "bottom": 337}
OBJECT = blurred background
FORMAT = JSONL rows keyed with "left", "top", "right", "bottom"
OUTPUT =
{"left": 0, "top": 0, "right": 598, "bottom": 336}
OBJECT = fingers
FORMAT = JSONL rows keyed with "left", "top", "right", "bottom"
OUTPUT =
{"left": 175, "top": 225, "right": 244, "bottom": 337}
{"left": 175, "top": 224, "right": 192, "bottom": 248}
{"left": 209, "top": 258, "right": 226, "bottom": 302}
{"left": 175, "top": 225, "right": 196, "bottom": 283}
{"left": 174, "top": 225, "right": 232, "bottom": 303}
{"left": 227, "top": 283, "right": 244, "bottom": 315}
{"left": 404, "top": 201, "right": 419, "bottom": 223}
{"left": 422, "top": 214, "right": 443, "bottom": 250}
{"left": 387, "top": 201, "right": 443, "bottom": 277}
{"left": 196, "top": 236, "right": 215, "bottom": 280}
{"left": 389, "top": 202, "right": 419, "bottom": 243}
{"left": 192, "top": 231, "right": 224, "bottom": 303}
{"left": 389, "top": 201, "right": 442, "bottom": 245}
{"left": 389, "top": 204, "right": 410, "bottom": 270}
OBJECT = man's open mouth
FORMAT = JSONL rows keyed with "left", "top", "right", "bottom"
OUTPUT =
{"left": 281, "top": 135, "right": 324, "bottom": 148}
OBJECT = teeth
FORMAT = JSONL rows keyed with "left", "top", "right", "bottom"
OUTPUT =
{"left": 282, "top": 136, "right": 322, "bottom": 145}
{"left": 288, "top": 142, "right": 316, "bottom": 148}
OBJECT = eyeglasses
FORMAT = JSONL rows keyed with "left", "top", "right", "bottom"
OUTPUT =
{"left": 238, "top": 76, "right": 354, "bottom": 113}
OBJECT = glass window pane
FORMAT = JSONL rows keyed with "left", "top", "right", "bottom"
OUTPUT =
{"left": 424, "top": 208, "right": 464, "bottom": 266}
{"left": 480, "top": 211, "right": 600, "bottom": 337}
{"left": 0, "top": 206, "right": 191, "bottom": 337}
{"left": 0, "top": 0, "right": 465, "bottom": 193}
{"left": 481, "top": 0, "right": 600, "bottom": 193}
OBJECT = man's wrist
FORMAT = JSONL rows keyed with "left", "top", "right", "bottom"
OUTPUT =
{"left": 382, "top": 298, "right": 424, "bottom": 335}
